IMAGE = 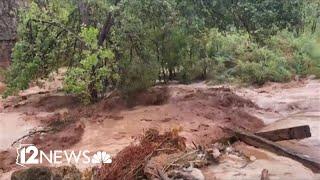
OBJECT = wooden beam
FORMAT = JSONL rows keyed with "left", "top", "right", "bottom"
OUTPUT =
{"left": 255, "top": 125, "right": 311, "bottom": 142}
{"left": 233, "top": 128, "right": 320, "bottom": 173}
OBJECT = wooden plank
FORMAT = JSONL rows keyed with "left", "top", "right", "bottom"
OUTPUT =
{"left": 255, "top": 125, "right": 311, "bottom": 142}
{"left": 233, "top": 128, "right": 320, "bottom": 173}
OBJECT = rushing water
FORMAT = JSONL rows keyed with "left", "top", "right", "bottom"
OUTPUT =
{"left": 0, "top": 113, "right": 36, "bottom": 151}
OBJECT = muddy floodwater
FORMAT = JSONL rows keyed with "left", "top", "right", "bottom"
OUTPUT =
{"left": 207, "top": 79, "right": 320, "bottom": 180}
{"left": 0, "top": 79, "right": 319, "bottom": 179}
{"left": 0, "top": 112, "right": 36, "bottom": 150}
{"left": 244, "top": 80, "right": 320, "bottom": 163}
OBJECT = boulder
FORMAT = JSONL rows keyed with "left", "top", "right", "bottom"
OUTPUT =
{"left": 11, "top": 166, "right": 81, "bottom": 180}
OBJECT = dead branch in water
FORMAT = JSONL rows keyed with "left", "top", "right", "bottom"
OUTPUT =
{"left": 11, "top": 128, "right": 55, "bottom": 147}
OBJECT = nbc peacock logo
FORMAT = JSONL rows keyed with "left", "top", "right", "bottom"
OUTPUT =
{"left": 91, "top": 151, "right": 112, "bottom": 164}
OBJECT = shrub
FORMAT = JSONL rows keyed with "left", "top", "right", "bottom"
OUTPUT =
{"left": 119, "top": 59, "right": 159, "bottom": 97}
{"left": 177, "top": 57, "right": 210, "bottom": 84}
{"left": 179, "top": 29, "right": 250, "bottom": 84}
{"left": 236, "top": 60, "right": 291, "bottom": 85}
{"left": 235, "top": 47, "right": 291, "bottom": 85}
{"left": 267, "top": 30, "right": 320, "bottom": 77}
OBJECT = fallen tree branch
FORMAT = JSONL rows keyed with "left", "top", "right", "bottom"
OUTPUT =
{"left": 11, "top": 128, "right": 55, "bottom": 147}
{"left": 219, "top": 125, "right": 312, "bottom": 142}
{"left": 233, "top": 128, "right": 320, "bottom": 173}
{"left": 255, "top": 125, "right": 311, "bottom": 141}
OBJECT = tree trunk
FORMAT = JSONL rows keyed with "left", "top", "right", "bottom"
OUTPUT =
{"left": 0, "top": 0, "right": 21, "bottom": 68}
{"left": 78, "top": 0, "right": 89, "bottom": 26}
{"left": 97, "top": 0, "right": 121, "bottom": 47}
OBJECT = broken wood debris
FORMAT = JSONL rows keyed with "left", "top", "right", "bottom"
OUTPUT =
{"left": 233, "top": 128, "right": 320, "bottom": 173}
{"left": 255, "top": 125, "right": 311, "bottom": 142}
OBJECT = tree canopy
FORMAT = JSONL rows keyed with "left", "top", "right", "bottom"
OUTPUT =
{"left": 4, "top": 0, "right": 320, "bottom": 103}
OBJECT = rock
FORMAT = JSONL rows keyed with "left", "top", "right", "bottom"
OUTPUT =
{"left": 11, "top": 167, "right": 53, "bottom": 180}
{"left": 260, "top": 169, "right": 270, "bottom": 180}
{"left": 212, "top": 148, "right": 221, "bottom": 159}
{"left": 225, "top": 147, "right": 233, "bottom": 154}
{"left": 52, "top": 166, "right": 82, "bottom": 180}
{"left": 250, "top": 155, "right": 257, "bottom": 162}
{"left": 188, "top": 168, "right": 205, "bottom": 180}
{"left": 168, "top": 168, "right": 205, "bottom": 180}
{"left": 11, "top": 166, "right": 81, "bottom": 180}
{"left": 213, "top": 142, "right": 226, "bottom": 151}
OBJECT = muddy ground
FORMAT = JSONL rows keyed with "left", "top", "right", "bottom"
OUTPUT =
{"left": 0, "top": 77, "right": 319, "bottom": 179}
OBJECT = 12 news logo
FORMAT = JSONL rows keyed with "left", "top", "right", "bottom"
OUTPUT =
{"left": 16, "top": 144, "right": 112, "bottom": 167}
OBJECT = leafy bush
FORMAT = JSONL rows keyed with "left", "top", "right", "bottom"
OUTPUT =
{"left": 267, "top": 31, "right": 320, "bottom": 77}
{"left": 119, "top": 59, "right": 159, "bottom": 97}
{"left": 178, "top": 29, "right": 250, "bottom": 83}
{"left": 235, "top": 45, "right": 292, "bottom": 85}
{"left": 201, "top": 29, "right": 319, "bottom": 85}
{"left": 186, "top": 29, "right": 292, "bottom": 85}
{"left": 236, "top": 56, "right": 291, "bottom": 85}
{"left": 178, "top": 59, "right": 206, "bottom": 83}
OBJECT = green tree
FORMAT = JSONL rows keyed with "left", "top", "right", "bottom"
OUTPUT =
{"left": 4, "top": 0, "right": 319, "bottom": 102}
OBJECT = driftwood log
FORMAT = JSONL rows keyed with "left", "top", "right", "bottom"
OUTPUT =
{"left": 233, "top": 128, "right": 320, "bottom": 173}
{"left": 255, "top": 125, "right": 311, "bottom": 141}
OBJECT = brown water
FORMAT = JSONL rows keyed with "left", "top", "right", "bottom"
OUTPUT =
{"left": 204, "top": 79, "right": 320, "bottom": 180}
{"left": 0, "top": 79, "right": 319, "bottom": 179}
{"left": 0, "top": 112, "right": 36, "bottom": 151}
{"left": 260, "top": 112, "right": 320, "bottom": 163}
{"left": 249, "top": 80, "right": 320, "bottom": 164}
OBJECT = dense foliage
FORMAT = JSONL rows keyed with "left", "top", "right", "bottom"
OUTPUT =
{"left": 4, "top": 0, "right": 320, "bottom": 102}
